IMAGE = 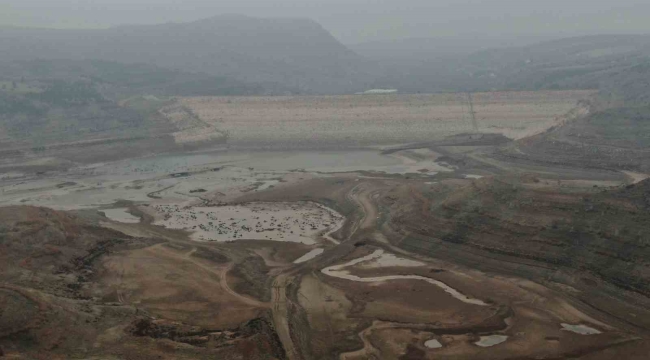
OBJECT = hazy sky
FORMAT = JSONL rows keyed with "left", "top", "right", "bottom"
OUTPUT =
{"left": 2, "top": 0, "right": 650, "bottom": 43}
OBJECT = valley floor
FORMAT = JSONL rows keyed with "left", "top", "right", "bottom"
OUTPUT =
{"left": 1, "top": 91, "right": 649, "bottom": 360}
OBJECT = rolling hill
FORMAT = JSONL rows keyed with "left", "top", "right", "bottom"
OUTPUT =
{"left": 363, "top": 34, "right": 650, "bottom": 94}
{"left": 0, "top": 15, "right": 376, "bottom": 94}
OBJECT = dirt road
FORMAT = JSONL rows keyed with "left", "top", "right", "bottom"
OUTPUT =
{"left": 272, "top": 274, "right": 299, "bottom": 360}
{"left": 269, "top": 183, "right": 381, "bottom": 360}
{"left": 154, "top": 244, "right": 270, "bottom": 309}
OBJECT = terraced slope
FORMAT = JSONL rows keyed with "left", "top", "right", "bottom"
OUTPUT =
{"left": 181, "top": 90, "right": 593, "bottom": 149}
{"left": 496, "top": 104, "right": 650, "bottom": 173}
{"left": 389, "top": 176, "right": 650, "bottom": 330}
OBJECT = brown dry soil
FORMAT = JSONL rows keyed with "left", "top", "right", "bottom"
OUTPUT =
{"left": 226, "top": 166, "right": 650, "bottom": 359}
{"left": 0, "top": 206, "right": 286, "bottom": 359}
{"left": 3, "top": 96, "right": 650, "bottom": 359}
{"left": 492, "top": 101, "right": 650, "bottom": 174}
{"left": 3, "top": 169, "right": 650, "bottom": 359}
{"left": 3, "top": 147, "right": 650, "bottom": 360}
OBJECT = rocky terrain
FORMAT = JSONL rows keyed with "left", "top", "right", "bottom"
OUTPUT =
{"left": 388, "top": 175, "right": 650, "bottom": 329}
{"left": 495, "top": 103, "right": 650, "bottom": 173}
{"left": 0, "top": 206, "right": 286, "bottom": 359}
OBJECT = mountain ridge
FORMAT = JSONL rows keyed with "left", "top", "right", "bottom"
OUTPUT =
{"left": 0, "top": 14, "right": 376, "bottom": 94}
{"left": 362, "top": 33, "right": 650, "bottom": 94}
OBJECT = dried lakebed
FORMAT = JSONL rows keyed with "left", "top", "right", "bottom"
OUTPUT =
{"left": 101, "top": 208, "right": 141, "bottom": 223}
{"left": 0, "top": 149, "right": 457, "bottom": 211}
{"left": 153, "top": 202, "right": 344, "bottom": 244}
{"left": 321, "top": 249, "right": 488, "bottom": 306}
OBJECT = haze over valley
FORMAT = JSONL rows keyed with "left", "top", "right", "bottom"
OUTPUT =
{"left": 2, "top": 3, "right": 650, "bottom": 359}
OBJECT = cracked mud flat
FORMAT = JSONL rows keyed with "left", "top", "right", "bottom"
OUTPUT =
{"left": 154, "top": 202, "right": 344, "bottom": 244}
{"left": 0, "top": 149, "right": 452, "bottom": 211}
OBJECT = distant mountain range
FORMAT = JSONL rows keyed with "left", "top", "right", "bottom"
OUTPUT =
{"left": 359, "top": 34, "right": 650, "bottom": 95}
{"left": 2, "top": 17, "right": 650, "bottom": 175}
{"left": 0, "top": 15, "right": 377, "bottom": 94}
{"left": 3, "top": 15, "right": 650, "bottom": 98}
{"left": 349, "top": 35, "right": 560, "bottom": 66}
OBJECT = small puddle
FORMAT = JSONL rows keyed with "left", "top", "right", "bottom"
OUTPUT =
{"left": 101, "top": 208, "right": 141, "bottom": 223}
{"left": 475, "top": 335, "right": 508, "bottom": 347}
{"left": 561, "top": 323, "right": 601, "bottom": 335}
{"left": 294, "top": 248, "right": 325, "bottom": 264}
{"left": 360, "top": 252, "right": 424, "bottom": 268}
{"left": 321, "top": 250, "right": 488, "bottom": 306}
{"left": 424, "top": 339, "right": 443, "bottom": 349}
{"left": 257, "top": 180, "right": 279, "bottom": 191}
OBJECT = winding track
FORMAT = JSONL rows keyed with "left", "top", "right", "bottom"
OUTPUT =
{"left": 153, "top": 244, "right": 270, "bottom": 309}
{"left": 271, "top": 274, "right": 299, "bottom": 360}
{"left": 269, "top": 182, "right": 377, "bottom": 360}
